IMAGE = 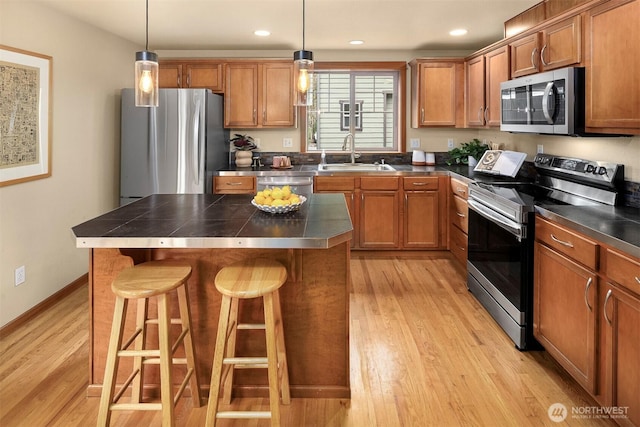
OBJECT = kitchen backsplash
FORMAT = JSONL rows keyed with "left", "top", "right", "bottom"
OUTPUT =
{"left": 253, "top": 152, "right": 640, "bottom": 208}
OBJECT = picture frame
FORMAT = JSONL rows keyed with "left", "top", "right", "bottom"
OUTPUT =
{"left": 0, "top": 45, "right": 53, "bottom": 187}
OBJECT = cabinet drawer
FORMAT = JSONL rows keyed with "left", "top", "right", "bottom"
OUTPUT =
{"left": 450, "top": 224, "right": 468, "bottom": 267}
{"left": 535, "top": 216, "right": 598, "bottom": 270}
{"left": 449, "top": 195, "right": 468, "bottom": 234}
{"left": 214, "top": 176, "right": 256, "bottom": 194}
{"left": 450, "top": 177, "right": 468, "bottom": 199}
{"left": 403, "top": 176, "right": 439, "bottom": 191}
{"left": 314, "top": 176, "right": 356, "bottom": 192}
{"left": 360, "top": 176, "right": 399, "bottom": 191}
{"left": 605, "top": 248, "right": 640, "bottom": 295}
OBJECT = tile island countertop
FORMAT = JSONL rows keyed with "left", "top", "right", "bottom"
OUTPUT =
{"left": 72, "top": 192, "right": 354, "bottom": 400}
{"left": 72, "top": 193, "right": 353, "bottom": 249}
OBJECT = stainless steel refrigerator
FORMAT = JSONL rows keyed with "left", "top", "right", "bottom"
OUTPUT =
{"left": 120, "top": 88, "right": 229, "bottom": 205}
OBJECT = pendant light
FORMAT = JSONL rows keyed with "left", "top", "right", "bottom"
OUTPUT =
{"left": 293, "top": 0, "right": 313, "bottom": 106}
{"left": 135, "top": 0, "right": 158, "bottom": 107}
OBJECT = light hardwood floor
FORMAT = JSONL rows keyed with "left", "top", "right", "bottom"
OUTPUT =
{"left": 0, "top": 252, "right": 615, "bottom": 426}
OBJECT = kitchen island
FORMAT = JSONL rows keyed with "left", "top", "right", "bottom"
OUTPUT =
{"left": 72, "top": 193, "right": 353, "bottom": 399}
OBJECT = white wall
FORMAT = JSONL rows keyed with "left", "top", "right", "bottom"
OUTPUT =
{"left": 0, "top": 1, "right": 137, "bottom": 327}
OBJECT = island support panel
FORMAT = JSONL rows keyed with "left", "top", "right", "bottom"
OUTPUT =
{"left": 87, "top": 243, "right": 350, "bottom": 399}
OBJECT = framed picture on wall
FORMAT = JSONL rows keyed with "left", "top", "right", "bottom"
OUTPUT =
{"left": 0, "top": 45, "right": 53, "bottom": 187}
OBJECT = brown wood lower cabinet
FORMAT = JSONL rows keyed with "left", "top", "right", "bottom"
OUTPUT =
{"left": 213, "top": 176, "right": 256, "bottom": 194}
{"left": 535, "top": 215, "right": 640, "bottom": 425}
{"left": 314, "top": 174, "right": 446, "bottom": 250}
{"left": 599, "top": 248, "right": 640, "bottom": 427}
{"left": 359, "top": 176, "right": 400, "bottom": 248}
{"left": 534, "top": 242, "right": 598, "bottom": 394}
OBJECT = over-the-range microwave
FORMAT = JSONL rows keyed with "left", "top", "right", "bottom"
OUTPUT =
{"left": 500, "top": 66, "right": 587, "bottom": 136}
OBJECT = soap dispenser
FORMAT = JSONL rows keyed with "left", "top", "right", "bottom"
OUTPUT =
{"left": 321, "top": 149, "right": 327, "bottom": 165}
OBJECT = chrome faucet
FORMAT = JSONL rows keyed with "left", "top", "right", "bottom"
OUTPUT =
{"left": 342, "top": 133, "right": 359, "bottom": 164}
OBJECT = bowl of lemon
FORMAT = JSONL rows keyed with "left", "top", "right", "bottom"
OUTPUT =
{"left": 251, "top": 185, "right": 307, "bottom": 214}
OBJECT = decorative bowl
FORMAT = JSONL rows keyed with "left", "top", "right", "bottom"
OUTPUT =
{"left": 251, "top": 195, "right": 307, "bottom": 214}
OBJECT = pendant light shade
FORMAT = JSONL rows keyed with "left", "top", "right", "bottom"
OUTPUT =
{"left": 135, "top": 0, "right": 158, "bottom": 107}
{"left": 293, "top": 0, "right": 313, "bottom": 106}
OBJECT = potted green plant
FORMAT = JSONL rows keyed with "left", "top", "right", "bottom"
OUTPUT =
{"left": 446, "top": 138, "right": 489, "bottom": 166}
{"left": 230, "top": 134, "right": 257, "bottom": 167}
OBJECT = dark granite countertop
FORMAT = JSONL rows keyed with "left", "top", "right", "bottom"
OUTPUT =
{"left": 72, "top": 193, "right": 353, "bottom": 249}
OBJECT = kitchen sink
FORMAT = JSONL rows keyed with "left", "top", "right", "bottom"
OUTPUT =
{"left": 317, "top": 163, "right": 396, "bottom": 172}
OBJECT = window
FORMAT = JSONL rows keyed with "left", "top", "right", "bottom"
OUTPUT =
{"left": 339, "top": 100, "right": 363, "bottom": 131}
{"left": 304, "top": 62, "right": 405, "bottom": 153}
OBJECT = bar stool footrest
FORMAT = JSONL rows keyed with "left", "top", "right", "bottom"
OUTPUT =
{"left": 216, "top": 411, "right": 272, "bottom": 419}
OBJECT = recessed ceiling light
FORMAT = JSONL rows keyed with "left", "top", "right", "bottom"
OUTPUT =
{"left": 254, "top": 30, "right": 271, "bottom": 37}
{"left": 449, "top": 29, "right": 468, "bottom": 36}
{"left": 349, "top": 40, "right": 364, "bottom": 45}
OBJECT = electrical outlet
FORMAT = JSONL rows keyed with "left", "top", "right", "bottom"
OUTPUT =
{"left": 447, "top": 139, "right": 454, "bottom": 149}
{"left": 254, "top": 138, "right": 261, "bottom": 148}
{"left": 15, "top": 265, "right": 25, "bottom": 286}
{"left": 537, "top": 144, "right": 544, "bottom": 154}
{"left": 282, "top": 138, "right": 293, "bottom": 148}
{"left": 410, "top": 138, "right": 420, "bottom": 148}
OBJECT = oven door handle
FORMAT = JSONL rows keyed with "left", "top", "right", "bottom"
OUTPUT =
{"left": 468, "top": 199, "right": 525, "bottom": 240}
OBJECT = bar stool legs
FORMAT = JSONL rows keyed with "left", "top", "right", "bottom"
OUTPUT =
{"left": 206, "top": 258, "right": 290, "bottom": 427}
{"left": 97, "top": 261, "right": 201, "bottom": 427}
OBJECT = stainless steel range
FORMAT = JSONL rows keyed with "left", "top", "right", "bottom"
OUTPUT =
{"left": 466, "top": 154, "right": 624, "bottom": 350}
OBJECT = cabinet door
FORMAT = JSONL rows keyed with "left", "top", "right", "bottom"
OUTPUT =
{"left": 602, "top": 283, "right": 640, "bottom": 426}
{"left": 510, "top": 33, "right": 541, "bottom": 78}
{"left": 314, "top": 177, "right": 357, "bottom": 246}
{"left": 159, "top": 62, "right": 182, "bottom": 88}
{"left": 449, "top": 223, "right": 468, "bottom": 267}
{"left": 534, "top": 242, "right": 597, "bottom": 394}
{"left": 465, "top": 55, "right": 485, "bottom": 127}
{"left": 359, "top": 191, "right": 400, "bottom": 249}
{"left": 485, "top": 46, "right": 510, "bottom": 127}
{"left": 404, "top": 191, "right": 439, "bottom": 248}
{"left": 225, "top": 63, "right": 259, "bottom": 127}
{"left": 416, "top": 62, "right": 459, "bottom": 126}
{"left": 213, "top": 176, "right": 255, "bottom": 194}
{"left": 585, "top": 0, "right": 640, "bottom": 133}
{"left": 540, "top": 15, "right": 582, "bottom": 71}
{"left": 261, "top": 62, "right": 294, "bottom": 127}
{"left": 186, "top": 62, "right": 224, "bottom": 92}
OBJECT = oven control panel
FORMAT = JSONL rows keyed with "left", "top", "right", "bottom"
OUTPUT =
{"left": 534, "top": 154, "right": 623, "bottom": 185}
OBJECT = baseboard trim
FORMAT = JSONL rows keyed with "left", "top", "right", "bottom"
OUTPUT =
{"left": 0, "top": 273, "right": 88, "bottom": 339}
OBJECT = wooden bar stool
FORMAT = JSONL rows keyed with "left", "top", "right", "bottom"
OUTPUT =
{"left": 206, "top": 258, "right": 290, "bottom": 427}
{"left": 97, "top": 260, "right": 202, "bottom": 427}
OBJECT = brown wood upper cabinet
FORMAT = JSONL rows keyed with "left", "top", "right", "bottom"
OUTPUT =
{"left": 224, "top": 61, "right": 294, "bottom": 128}
{"left": 409, "top": 59, "right": 464, "bottom": 128}
{"left": 509, "top": 14, "right": 582, "bottom": 78}
{"left": 159, "top": 60, "right": 224, "bottom": 92}
{"left": 584, "top": 0, "right": 640, "bottom": 134}
{"left": 465, "top": 45, "right": 510, "bottom": 127}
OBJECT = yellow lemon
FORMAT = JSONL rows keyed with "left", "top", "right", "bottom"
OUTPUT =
{"left": 262, "top": 189, "right": 272, "bottom": 197}
{"left": 271, "top": 189, "right": 284, "bottom": 200}
{"left": 256, "top": 190, "right": 264, "bottom": 198}
{"left": 272, "top": 199, "right": 285, "bottom": 207}
{"left": 254, "top": 195, "right": 266, "bottom": 205}
{"left": 289, "top": 196, "right": 300, "bottom": 205}
{"left": 263, "top": 196, "right": 273, "bottom": 206}
{"left": 282, "top": 186, "right": 292, "bottom": 198}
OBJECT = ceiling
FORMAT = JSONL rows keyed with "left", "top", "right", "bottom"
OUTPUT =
{"left": 32, "top": 0, "right": 540, "bottom": 52}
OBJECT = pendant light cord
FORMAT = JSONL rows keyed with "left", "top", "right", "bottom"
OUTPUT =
{"left": 302, "top": 0, "right": 306, "bottom": 50}
{"left": 145, "top": 0, "right": 149, "bottom": 51}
